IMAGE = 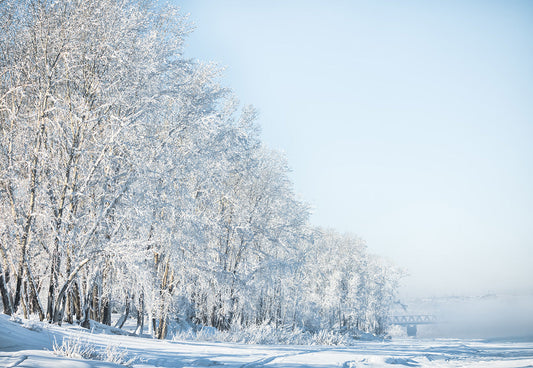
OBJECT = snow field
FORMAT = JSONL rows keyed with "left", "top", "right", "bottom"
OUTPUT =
{"left": 2, "top": 314, "right": 533, "bottom": 367}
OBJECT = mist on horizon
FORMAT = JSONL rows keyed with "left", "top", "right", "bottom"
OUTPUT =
{"left": 389, "top": 293, "right": 533, "bottom": 340}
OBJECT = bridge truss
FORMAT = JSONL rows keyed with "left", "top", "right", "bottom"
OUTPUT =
{"left": 388, "top": 315, "right": 437, "bottom": 337}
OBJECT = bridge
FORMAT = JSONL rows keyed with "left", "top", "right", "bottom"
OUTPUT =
{"left": 389, "top": 315, "right": 437, "bottom": 337}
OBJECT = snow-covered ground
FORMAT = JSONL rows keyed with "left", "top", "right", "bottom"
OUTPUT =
{"left": 1, "top": 314, "right": 533, "bottom": 368}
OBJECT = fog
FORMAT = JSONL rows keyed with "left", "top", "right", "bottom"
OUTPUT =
{"left": 395, "top": 294, "right": 533, "bottom": 340}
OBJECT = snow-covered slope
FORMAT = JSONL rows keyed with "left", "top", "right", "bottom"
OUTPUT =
{"left": 1, "top": 314, "right": 533, "bottom": 367}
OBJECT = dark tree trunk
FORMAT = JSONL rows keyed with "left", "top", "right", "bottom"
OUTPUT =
{"left": 91, "top": 283, "right": 99, "bottom": 321}
{"left": 23, "top": 263, "right": 44, "bottom": 321}
{"left": 21, "top": 281, "right": 28, "bottom": 319}
{"left": 46, "top": 249, "right": 60, "bottom": 322}
{"left": 81, "top": 283, "right": 93, "bottom": 329}
{"left": 72, "top": 281, "right": 82, "bottom": 321}
{"left": 53, "top": 294, "right": 66, "bottom": 325}
{"left": 0, "top": 268, "right": 13, "bottom": 315}
{"left": 13, "top": 268, "right": 22, "bottom": 312}
{"left": 135, "top": 293, "right": 144, "bottom": 335}
{"left": 115, "top": 294, "right": 131, "bottom": 329}
{"left": 101, "top": 296, "right": 111, "bottom": 326}
{"left": 66, "top": 290, "right": 74, "bottom": 324}
{"left": 157, "top": 316, "right": 168, "bottom": 340}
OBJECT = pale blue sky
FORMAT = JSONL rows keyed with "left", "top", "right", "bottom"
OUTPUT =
{"left": 176, "top": 0, "right": 533, "bottom": 297}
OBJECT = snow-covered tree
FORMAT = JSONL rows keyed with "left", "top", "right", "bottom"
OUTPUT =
{"left": 0, "top": 0, "right": 401, "bottom": 339}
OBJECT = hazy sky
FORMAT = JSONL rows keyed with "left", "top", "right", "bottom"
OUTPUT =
{"left": 176, "top": 0, "right": 533, "bottom": 298}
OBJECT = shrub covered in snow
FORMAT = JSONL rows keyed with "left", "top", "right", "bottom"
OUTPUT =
{"left": 53, "top": 337, "right": 136, "bottom": 366}
{"left": 172, "top": 323, "right": 381, "bottom": 346}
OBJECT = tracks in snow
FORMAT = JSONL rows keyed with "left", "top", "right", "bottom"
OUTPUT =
{"left": 239, "top": 348, "right": 325, "bottom": 368}
{"left": 4, "top": 354, "right": 28, "bottom": 368}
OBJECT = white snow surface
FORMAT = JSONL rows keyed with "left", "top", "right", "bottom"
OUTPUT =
{"left": 1, "top": 314, "right": 533, "bottom": 368}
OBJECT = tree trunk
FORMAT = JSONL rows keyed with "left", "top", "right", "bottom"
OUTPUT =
{"left": 91, "top": 283, "right": 99, "bottom": 321}
{"left": 13, "top": 269, "right": 22, "bottom": 312}
{"left": 155, "top": 258, "right": 173, "bottom": 339}
{"left": 157, "top": 316, "right": 168, "bottom": 340}
{"left": 65, "top": 254, "right": 73, "bottom": 324}
{"left": 115, "top": 294, "right": 130, "bottom": 329}
{"left": 101, "top": 296, "right": 111, "bottom": 326}
{"left": 81, "top": 293, "right": 91, "bottom": 329}
{"left": 135, "top": 293, "right": 144, "bottom": 335}
{"left": 13, "top": 120, "right": 46, "bottom": 315}
{"left": 54, "top": 294, "right": 66, "bottom": 326}
{"left": 20, "top": 282, "right": 28, "bottom": 319}
{"left": 66, "top": 291, "right": 74, "bottom": 324}
{"left": 46, "top": 249, "right": 60, "bottom": 322}
{"left": 24, "top": 261, "right": 44, "bottom": 321}
{"left": 150, "top": 315, "right": 156, "bottom": 337}
{"left": 72, "top": 281, "right": 82, "bottom": 321}
{"left": 0, "top": 263, "right": 13, "bottom": 315}
{"left": 52, "top": 258, "right": 89, "bottom": 323}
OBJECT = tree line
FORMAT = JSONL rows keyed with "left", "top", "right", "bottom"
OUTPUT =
{"left": 0, "top": 0, "right": 400, "bottom": 339}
